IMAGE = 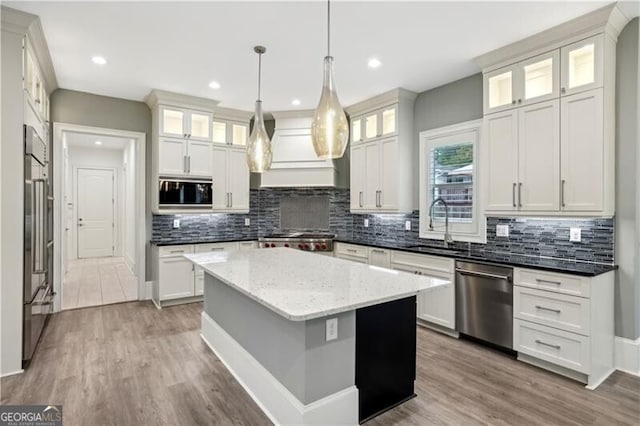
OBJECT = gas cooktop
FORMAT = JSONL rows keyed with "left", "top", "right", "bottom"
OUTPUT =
{"left": 258, "top": 232, "right": 335, "bottom": 252}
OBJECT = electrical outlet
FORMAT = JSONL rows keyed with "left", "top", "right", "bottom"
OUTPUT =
{"left": 364, "top": 219, "right": 369, "bottom": 228}
{"left": 405, "top": 220, "right": 411, "bottom": 231}
{"left": 244, "top": 218, "right": 250, "bottom": 226}
{"left": 496, "top": 224, "right": 509, "bottom": 237}
{"left": 172, "top": 219, "right": 180, "bottom": 229}
{"left": 570, "top": 227, "right": 581, "bottom": 242}
{"left": 326, "top": 318, "right": 338, "bottom": 342}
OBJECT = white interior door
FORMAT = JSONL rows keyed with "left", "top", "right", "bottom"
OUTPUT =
{"left": 77, "top": 168, "right": 114, "bottom": 258}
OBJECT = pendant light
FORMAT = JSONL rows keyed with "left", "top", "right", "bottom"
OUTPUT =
{"left": 311, "top": 0, "right": 349, "bottom": 159}
{"left": 247, "top": 45, "right": 273, "bottom": 173}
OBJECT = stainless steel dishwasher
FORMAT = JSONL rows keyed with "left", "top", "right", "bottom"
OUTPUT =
{"left": 455, "top": 261, "right": 514, "bottom": 349}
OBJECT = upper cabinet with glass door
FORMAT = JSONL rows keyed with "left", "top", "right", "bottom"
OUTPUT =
{"left": 159, "top": 106, "right": 213, "bottom": 141}
{"left": 212, "top": 119, "right": 249, "bottom": 146}
{"left": 560, "top": 35, "right": 603, "bottom": 96}
{"left": 484, "top": 50, "right": 559, "bottom": 114}
{"left": 351, "top": 104, "right": 398, "bottom": 144}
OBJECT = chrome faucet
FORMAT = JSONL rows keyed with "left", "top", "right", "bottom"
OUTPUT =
{"left": 428, "top": 197, "right": 454, "bottom": 248}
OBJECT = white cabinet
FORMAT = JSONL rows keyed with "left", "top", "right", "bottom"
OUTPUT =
{"left": 513, "top": 268, "right": 614, "bottom": 389}
{"left": 160, "top": 106, "right": 212, "bottom": 141}
{"left": 368, "top": 247, "right": 391, "bottom": 268}
{"left": 560, "top": 89, "right": 604, "bottom": 212}
{"left": 154, "top": 245, "right": 195, "bottom": 304}
{"left": 560, "top": 35, "right": 603, "bottom": 97}
{"left": 23, "top": 40, "right": 50, "bottom": 136}
{"left": 484, "top": 50, "right": 560, "bottom": 114}
{"left": 158, "top": 138, "right": 213, "bottom": 178}
{"left": 390, "top": 251, "right": 455, "bottom": 331}
{"left": 212, "top": 119, "right": 249, "bottom": 146}
{"left": 211, "top": 146, "right": 250, "bottom": 212}
{"left": 347, "top": 89, "right": 416, "bottom": 214}
{"left": 485, "top": 99, "right": 560, "bottom": 212}
{"left": 194, "top": 242, "right": 240, "bottom": 296}
{"left": 334, "top": 242, "right": 368, "bottom": 263}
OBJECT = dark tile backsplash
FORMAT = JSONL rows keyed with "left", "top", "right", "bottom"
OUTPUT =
{"left": 152, "top": 188, "right": 614, "bottom": 265}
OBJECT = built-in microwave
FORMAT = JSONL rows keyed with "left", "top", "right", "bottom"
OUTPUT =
{"left": 159, "top": 179, "right": 213, "bottom": 208}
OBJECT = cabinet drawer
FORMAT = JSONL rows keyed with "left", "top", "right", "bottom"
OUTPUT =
{"left": 390, "top": 251, "right": 454, "bottom": 274}
{"left": 196, "top": 242, "right": 239, "bottom": 253}
{"left": 335, "top": 253, "right": 369, "bottom": 264}
{"left": 514, "top": 319, "right": 589, "bottom": 373}
{"left": 335, "top": 243, "right": 368, "bottom": 259}
{"left": 159, "top": 245, "right": 194, "bottom": 257}
{"left": 515, "top": 268, "right": 590, "bottom": 298}
{"left": 238, "top": 241, "right": 258, "bottom": 250}
{"left": 514, "top": 287, "right": 590, "bottom": 335}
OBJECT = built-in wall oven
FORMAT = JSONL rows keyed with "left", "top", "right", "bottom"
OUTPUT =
{"left": 158, "top": 178, "right": 213, "bottom": 209}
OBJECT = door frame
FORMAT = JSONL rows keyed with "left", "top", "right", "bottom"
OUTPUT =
{"left": 53, "top": 123, "right": 146, "bottom": 313}
{"left": 74, "top": 167, "right": 116, "bottom": 259}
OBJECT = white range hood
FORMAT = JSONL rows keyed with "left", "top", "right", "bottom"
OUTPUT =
{"left": 260, "top": 111, "right": 337, "bottom": 187}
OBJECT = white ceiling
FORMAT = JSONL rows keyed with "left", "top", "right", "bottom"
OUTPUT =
{"left": 64, "top": 132, "right": 130, "bottom": 150}
{"left": 8, "top": 1, "right": 635, "bottom": 112}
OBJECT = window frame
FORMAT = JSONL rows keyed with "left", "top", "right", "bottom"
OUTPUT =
{"left": 419, "top": 119, "right": 486, "bottom": 243}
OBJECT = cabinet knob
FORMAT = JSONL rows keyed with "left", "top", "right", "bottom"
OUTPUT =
{"left": 512, "top": 100, "right": 516, "bottom": 105}
{"left": 518, "top": 99, "right": 522, "bottom": 104}
{"left": 561, "top": 87, "right": 566, "bottom": 94}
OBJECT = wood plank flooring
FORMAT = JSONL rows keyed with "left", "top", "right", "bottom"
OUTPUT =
{"left": 1, "top": 302, "right": 638, "bottom": 426}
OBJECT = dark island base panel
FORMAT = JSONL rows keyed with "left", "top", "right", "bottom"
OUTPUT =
{"left": 356, "top": 296, "right": 417, "bottom": 424}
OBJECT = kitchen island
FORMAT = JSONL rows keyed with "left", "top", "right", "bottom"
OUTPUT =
{"left": 185, "top": 248, "right": 449, "bottom": 425}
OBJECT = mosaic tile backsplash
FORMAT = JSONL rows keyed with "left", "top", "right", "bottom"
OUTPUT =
{"left": 152, "top": 188, "right": 614, "bottom": 264}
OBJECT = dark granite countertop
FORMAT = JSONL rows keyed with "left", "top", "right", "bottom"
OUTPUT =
{"left": 335, "top": 238, "right": 617, "bottom": 277}
{"left": 151, "top": 237, "right": 257, "bottom": 246}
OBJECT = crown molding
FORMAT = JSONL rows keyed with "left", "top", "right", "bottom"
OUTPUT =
{"left": 214, "top": 106, "right": 253, "bottom": 122}
{"left": 475, "top": 3, "right": 630, "bottom": 72}
{"left": 145, "top": 89, "right": 219, "bottom": 111}
{"left": 2, "top": 6, "right": 58, "bottom": 93}
{"left": 345, "top": 88, "right": 417, "bottom": 116}
{"left": 271, "top": 109, "right": 315, "bottom": 120}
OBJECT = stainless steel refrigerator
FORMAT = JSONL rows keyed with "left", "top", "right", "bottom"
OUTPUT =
{"left": 23, "top": 124, "right": 54, "bottom": 366}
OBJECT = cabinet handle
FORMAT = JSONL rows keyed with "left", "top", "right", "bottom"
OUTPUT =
{"left": 346, "top": 249, "right": 357, "bottom": 253}
{"left": 210, "top": 247, "right": 224, "bottom": 251}
{"left": 188, "top": 133, "right": 192, "bottom": 138}
{"left": 518, "top": 183, "right": 522, "bottom": 208}
{"left": 512, "top": 100, "right": 516, "bottom": 105}
{"left": 229, "top": 192, "right": 233, "bottom": 208}
{"left": 561, "top": 179, "right": 566, "bottom": 208}
{"left": 535, "top": 305, "right": 561, "bottom": 314}
{"left": 379, "top": 190, "right": 382, "bottom": 207}
{"left": 225, "top": 192, "right": 229, "bottom": 208}
{"left": 170, "top": 250, "right": 185, "bottom": 254}
{"left": 535, "top": 339, "right": 561, "bottom": 350}
{"left": 35, "top": 99, "right": 41, "bottom": 104}
{"left": 561, "top": 87, "right": 566, "bottom": 94}
{"left": 371, "top": 249, "right": 385, "bottom": 254}
{"left": 184, "top": 156, "right": 187, "bottom": 173}
{"left": 187, "top": 156, "right": 191, "bottom": 173}
{"left": 359, "top": 191, "right": 363, "bottom": 208}
{"left": 518, "top": 99, "right": 522, "bottom": 104}
{"left": 535, "top": 278, "right": 562, "bottom": 286}
{"left": 512, "top": 183, "right": 516, "bottom": 207}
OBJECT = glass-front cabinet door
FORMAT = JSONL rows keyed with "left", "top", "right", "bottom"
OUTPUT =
{"left": 188, "top": 111, "right": 212, "bottom": 141}
{"left": 381, "top": 106, "right": 397, "bottom": 136}
{"left": 364, "top": 113, "right": 378, "bottom": 140}
{"left": 212, "top": 120, "right": 248, "bottom": 145}
{"left": 231, "top": 124, "right": 248, "bottom": 146}
{"left": 351, "top": 117, "right": 362, "bottom": 144}
{"left": 522, "top": 50, "right": 559, "bottom": 105}
{"left": 161, "top": 107, "right": 186, "bottom": 138}
{"left": 561, "top": 35, "right": 603, "bottom": 96}
{"left": 212, "top": 121, "right": 227, "bottom": 144}
{"left": 484, "top": 64, "right": 519, "bottom": 113}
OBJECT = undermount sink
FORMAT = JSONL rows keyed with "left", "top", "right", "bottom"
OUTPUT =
{"left": 406, "top": 245, "right": 462, "bottom": 256}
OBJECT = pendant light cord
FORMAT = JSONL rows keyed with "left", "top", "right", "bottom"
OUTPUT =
{"left": 257, "top": 52, "right": 262, "bottom": 101}
{"left": 327, "top": 0, "right": 331, "bottom": 57}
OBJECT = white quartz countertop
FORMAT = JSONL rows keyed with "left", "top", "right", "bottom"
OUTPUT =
{"left": 184, "top": 248, "right": 450, "bottom": 321}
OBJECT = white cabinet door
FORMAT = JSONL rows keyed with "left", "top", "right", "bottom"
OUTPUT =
{"left": 211, "top": 146, "right": 229, "bottom": 210}
{"left": 195, "top": 273, "right": 204, "bottom": 296}
{"left": 484, "top": 63, "right": 520, "bottom": 114}
{"left": 485, "top": 110, "right": 519, "bottom": 211}
{"left": 560, "top": 35, "right": 603, "bottom": 97}
{"left": 188, "top": 111, "right": 212, "bottom": 141}
{"left": 518, "top": 99, "right": 560, "bottom": 211}
{"left": 368, "top": 248, "right": 391, "bottom": 268}
{"left": 350, "top": 145, "right": 365, "bottom": 211}
{"left": 363, "top": 142, "right": 380, "bottom": 209}
{"left": 521, "top": 50, "right": 560, "bottom": 106}
{"left": 561, "top": 89, "right": 604, "bottom": 212}
{"left": 160, "top": 107, "right": 186, "bottom": 138}
{"left": 187, "top": 141, "right": 213, "bottom": 177}
{"left": 227, "top": 148, "right": 250, "bottom": 211}
{"left": 351, "top": 117, "right": 363, "bottom": 144}
{"left": 379, "top": 137, "right": 398, "bottom": 210}
{"left": 418, "top": 282, "right": 455, "bottom": 329}
{"left": 159, "top": 257, "right": 194, "bottom": 300}
{"left": 230, "top": 123, "right": 248, "bottom": 146}
{"left": 158, "top": 138, "right": 187, "bottom": 176}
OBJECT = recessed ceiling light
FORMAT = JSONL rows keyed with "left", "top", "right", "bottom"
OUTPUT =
{"left": 91, "top": 56, "right": 107, "bottom": 65}
{"left": 95, "top": 141, "right": 103, "bottom": 145}
{"left": 208, "top": 81, "right": 221, "bottom": 89}
{"left": 291, "top": 99, "right": 301, "bottom": 106}
{"left": 368, "top": 58, "right": 382, "bottom": 68}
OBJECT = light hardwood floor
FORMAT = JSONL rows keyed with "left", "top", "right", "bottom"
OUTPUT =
{"left": 62, "top": 257, "right": 137, "bottom": 310}
{"left": 1, "top": 302, "right": 638, "bottom": 426}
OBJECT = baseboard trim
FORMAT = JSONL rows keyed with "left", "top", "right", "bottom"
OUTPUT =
{"left": 200, "top": 312, "right": 359, "bottom": 425}
{"left": 144, "top": 281, "right": 152, "bottom": 300}
{"left": 614, "top": 336, "right": 640, "bottom": 376}
{"left": 417, "top": 320, "right": 459, "bottom": 338}
{"left": 0, "top": 369, "right": 24, "bottom": 378}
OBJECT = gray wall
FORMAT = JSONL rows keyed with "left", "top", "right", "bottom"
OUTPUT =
{"left": 615, "top": 18, "right": 640, "bottom": 340}
{"left": 50, "top": 89, "right": 153, "bottom": 278}
{"left": 205, "top": 274, "right": 355, "bottom": 404}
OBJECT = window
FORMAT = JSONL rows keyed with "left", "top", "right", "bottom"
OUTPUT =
{"left": 419, "top": 120, "right": 485, "bottom": 243}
